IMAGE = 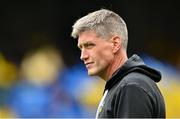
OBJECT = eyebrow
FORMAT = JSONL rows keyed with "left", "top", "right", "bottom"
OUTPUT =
{"left": 77, "top": 41, "right": 92, "bottom": 49}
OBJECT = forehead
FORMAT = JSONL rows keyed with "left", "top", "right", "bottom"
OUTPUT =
{"left": 78, "top": 31, "right": 101, "bottom": 45}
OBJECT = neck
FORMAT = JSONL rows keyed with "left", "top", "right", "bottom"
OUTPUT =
{"left": 103, "top": 50, "right": 128, "bottom": 81}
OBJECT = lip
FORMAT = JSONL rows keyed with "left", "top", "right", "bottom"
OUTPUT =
{"left": 85, "top": 62, "right": 93, "bottom": 68}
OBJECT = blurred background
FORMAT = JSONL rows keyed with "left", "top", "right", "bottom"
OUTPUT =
{"left": 0, "top": 0, "right": 180, "bottom": 118}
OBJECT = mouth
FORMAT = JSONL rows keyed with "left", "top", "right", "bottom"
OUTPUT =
{"left": 85, "top": 62, "right": 93, "bottom": 68}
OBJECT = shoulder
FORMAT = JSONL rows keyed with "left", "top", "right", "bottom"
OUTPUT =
{"left": 122, "top": 72, "right": 153, "bottom": 84}
{"left": 120, "top": 72, "right": 157, "bottom": 91}
{"left": 110, "top": 72, "right": 158, "bottom": 98}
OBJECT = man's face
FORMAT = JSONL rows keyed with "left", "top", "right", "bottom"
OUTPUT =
{"left": 78, "top": 30, "right": 114, "bottom": 77}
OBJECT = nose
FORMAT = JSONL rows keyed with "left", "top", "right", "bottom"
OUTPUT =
{"left": 80, "top": 49, "right": 89, "bottom": 61}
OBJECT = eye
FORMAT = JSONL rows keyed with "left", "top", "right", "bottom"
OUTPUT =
{"left": 85, "top": 43, "right": 95, "bottom": 49}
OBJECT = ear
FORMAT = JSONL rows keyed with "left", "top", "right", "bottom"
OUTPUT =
{"left": 111, "top": 35, "right": 121, "bottom": 53}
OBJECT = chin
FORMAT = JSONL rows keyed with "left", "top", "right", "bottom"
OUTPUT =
{"left": 88, "top": 71, "right": 95, "bottom": 76}
{"left": 87, "top": 69, "right": 99, "bottom": 76}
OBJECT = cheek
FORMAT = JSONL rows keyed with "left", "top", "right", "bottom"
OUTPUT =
{"left": 96, "top": 49, "right": 114, "bottom": 64}
{"left": 100, "top": 45, "right": 114, "bottom": 58}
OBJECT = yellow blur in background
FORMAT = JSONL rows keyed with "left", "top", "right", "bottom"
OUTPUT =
{"left": 159, "top": 81, "right": 180, "bottom": 117}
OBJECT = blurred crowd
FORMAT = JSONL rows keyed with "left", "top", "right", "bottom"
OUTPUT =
{"left": 0, "top": 46, "right": 180, "bottom": 118}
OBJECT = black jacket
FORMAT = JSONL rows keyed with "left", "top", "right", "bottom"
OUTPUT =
{"left": 96, "top": 54, "right": 166, "bottom": 118}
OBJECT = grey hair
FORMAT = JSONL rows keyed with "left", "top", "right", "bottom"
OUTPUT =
{"left": 71, "top": 9, "right": 128, "bottom": 50}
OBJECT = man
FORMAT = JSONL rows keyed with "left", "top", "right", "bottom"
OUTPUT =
{"left": 71, "top": 9, "right": 165, "bottom": 118}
